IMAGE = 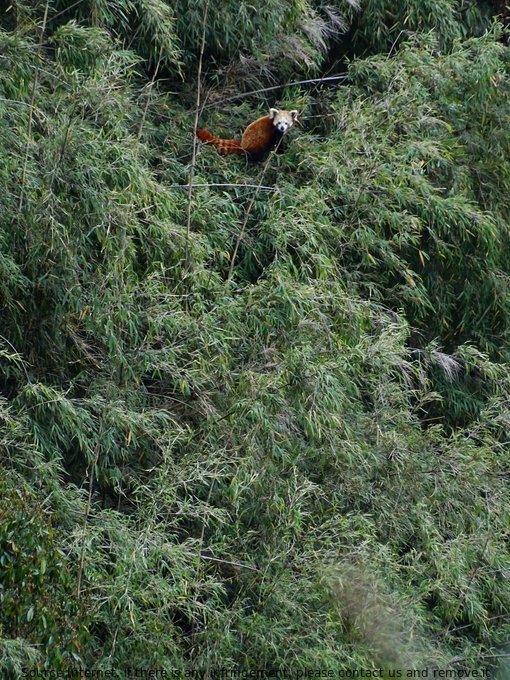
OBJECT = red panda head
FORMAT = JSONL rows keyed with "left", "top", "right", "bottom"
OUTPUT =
{"left": 269, "top": 108, "right": 299, "bottom": 133}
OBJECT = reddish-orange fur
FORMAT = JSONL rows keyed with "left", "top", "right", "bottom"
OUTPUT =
{"left": 196, "top": 129, "right": 245, "bottom": 155}
{"left": 197, "top": 109, "right": 298, "bottom": 161}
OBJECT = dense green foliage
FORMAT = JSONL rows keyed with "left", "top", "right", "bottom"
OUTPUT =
{"left": 1, "top": 0, "right": 510, "bottom": 677}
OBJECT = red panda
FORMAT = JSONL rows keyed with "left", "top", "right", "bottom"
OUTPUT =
{"left": 197, "top": 108, "right": 298, "bottom": 161}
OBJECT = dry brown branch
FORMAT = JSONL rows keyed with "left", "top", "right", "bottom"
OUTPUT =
{"left": 19, "top": 0, "right": 49, "bottom": 211}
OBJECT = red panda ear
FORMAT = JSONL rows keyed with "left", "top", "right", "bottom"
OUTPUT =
{"left": 269, "top": 108, "right": 279, "bottom": 119}
{"left": 290, "top": 110, "right": 299, "bottom": 121}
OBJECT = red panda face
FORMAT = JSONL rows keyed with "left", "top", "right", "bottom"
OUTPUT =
{"left": 269, "top": 108, "right": 299, "bottom": 134}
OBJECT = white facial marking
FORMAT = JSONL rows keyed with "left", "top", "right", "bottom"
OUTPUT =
{"left": 271, "top": 110, "right": 296, "bottom": 134}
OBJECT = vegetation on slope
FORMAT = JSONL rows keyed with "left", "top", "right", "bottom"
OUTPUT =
{"left": 1, "top": 0, "right": 510, "bottom": 676}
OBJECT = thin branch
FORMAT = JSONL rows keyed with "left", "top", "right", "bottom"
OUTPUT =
{"left": 447, "top": 652, "right": 510, "bottom": 666}
{"left": 201, "top": 74, "right": 348, "bottom": 110}
{"left": 0, "top": 97, "right": 47, "bottom": 118}
{"left": 76, "top": 444, "right": 100, "bottom": 599}
{"left": 447, "top": 612, "right": 510, "bottom": 634}
{"left": 19, "top": 0, "right": 49, "bottom": 211}
{"left": 47, "top": 0, "right": 86, "bottom": 23}
{"left": 137, "top": 49, "right": 163, "bottom": 140}
{"left": 171, "top": 183, "right": 277, "bottom": 191}
{"left": 192, "top": 465, "right": 216, "bottom": 645}
{"left": 49, "top": 101, "right": 79, "bottom": 193}
{"left": 444, "top": 530, "right": 493, "bottom": 638}
{"left": 0, "top": 334, "right": 32, "bottom": 385}
{"left": 200, "top": 554, "right": 260, "bottom": 572}
{"left": 184, "top": 0, "right": 210, "bottom": 305}
{"left": 24, "top": 392, "right": 73, "bottom": 412}
{"left": 227, "top": 151, "right": 275, "bottom": 281}
{"left": 387, "top": 30, "right": 406, "bottom": 59}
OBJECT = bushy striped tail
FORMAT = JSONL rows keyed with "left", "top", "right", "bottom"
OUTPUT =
{"left": 196, "top": 129, "right": 244, "bottom": 155}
